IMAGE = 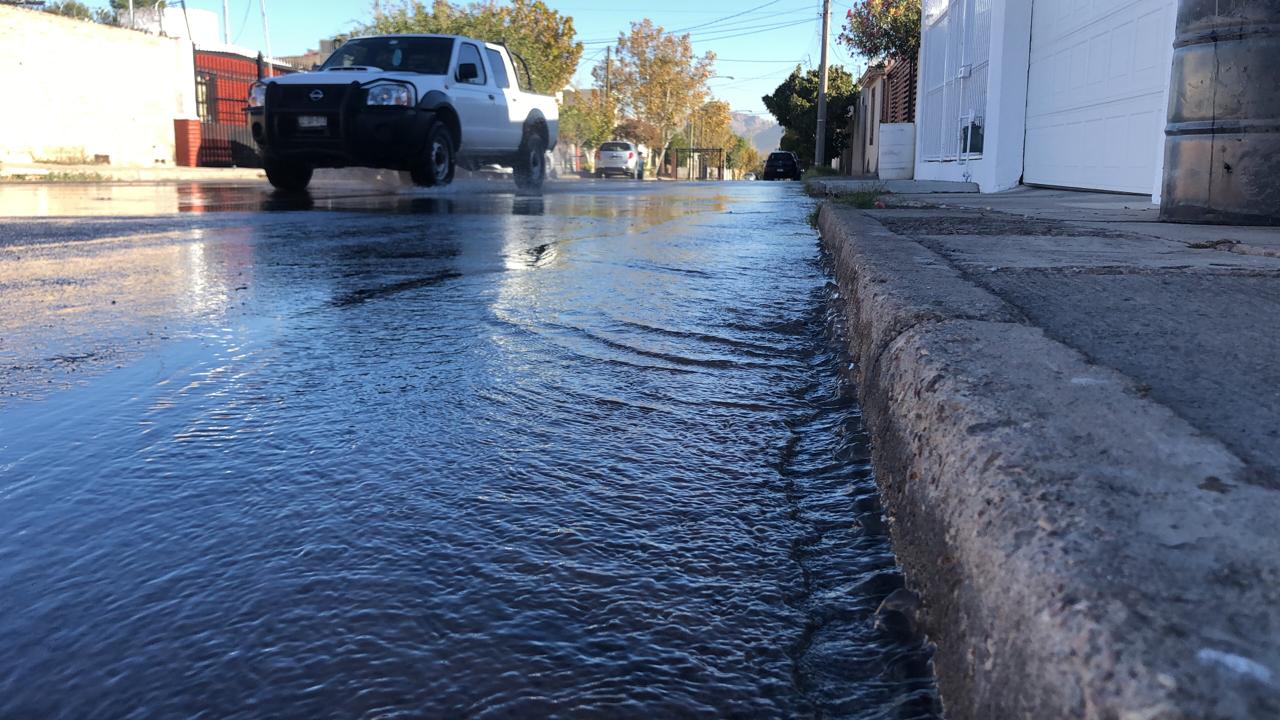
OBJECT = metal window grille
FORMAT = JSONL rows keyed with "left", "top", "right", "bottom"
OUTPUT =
{"left": 193, "top": 50, "right": 293, "bottom": 167}
{"left": 920, "top": 0, "right": 991, "bottom": 161}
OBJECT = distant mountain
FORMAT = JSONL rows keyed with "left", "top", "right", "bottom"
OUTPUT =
{"left": 731, "top": 112, "right": 784, "bottom": 155}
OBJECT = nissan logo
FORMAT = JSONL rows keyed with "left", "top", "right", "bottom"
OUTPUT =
{"left": 309, "top": 90, "right": 324, "bottom": 102}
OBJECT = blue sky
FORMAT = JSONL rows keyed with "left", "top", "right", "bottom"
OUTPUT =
{"left": 99, "top": 0, "right": 868, "bottom": 115}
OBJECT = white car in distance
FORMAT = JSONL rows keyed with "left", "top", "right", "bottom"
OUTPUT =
{"left": 594, "top": 141, "right": 643, "bottom": 179}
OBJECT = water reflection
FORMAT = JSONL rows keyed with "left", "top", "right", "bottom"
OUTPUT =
{"left": 0, "top": 182, "right": 184, "bottom": 216}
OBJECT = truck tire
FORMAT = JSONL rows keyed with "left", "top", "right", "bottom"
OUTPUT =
{"left": 411, "top": 122, "right": 455, "bottom": 188}
{"left": 513, "top": 129, "right": 547, "bottom": 192}
{"left": 264, "top": 156, "right": 313, "bottom": 192}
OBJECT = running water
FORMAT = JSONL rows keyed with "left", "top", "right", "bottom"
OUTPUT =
{"left": 0, "top": 181, "right": 939, "bottom": 718}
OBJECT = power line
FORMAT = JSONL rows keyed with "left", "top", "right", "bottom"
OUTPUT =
{"left": 686, "top": 17, "right": 816, "bottom": 43}
{"left": 709, "top": 66, "right": 803, "bottom": 89}
{"left": 579, "top": 3, "right": 812, "bottom": 45}
{"left": 665, "top": 0, "right": 787, "bottom": 34}
{"left": 231, "top": 0, "right": 253, "bottom": 44}
{"left": 683, "top": 11, "right": 814, "bottom": 38}
{"left": 714, "top": 58, "right": 810, "bottom": 63}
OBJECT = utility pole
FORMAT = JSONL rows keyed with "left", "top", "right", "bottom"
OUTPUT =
{"left": 222, "top": 0, "right": 230, "bottom": 43}
{"left": 815, "top": 0, "right": 831, "bottom": 168}
{"left": 605, "top": 47, "right": 611, "bottom": 101}
{"left": 259, "top": 0, "right": 274, "bottom": 76}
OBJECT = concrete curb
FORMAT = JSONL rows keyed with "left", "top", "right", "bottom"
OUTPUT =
{"left": 817, "top": 202, "right": 1280, "bottom": 719}
{"left": 806, "top": 178, "right": 981, "bottom": 195}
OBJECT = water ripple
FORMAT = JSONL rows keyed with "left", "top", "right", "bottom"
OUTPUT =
{"left": 0, "top": 184, "right": 937, "bottom": 718}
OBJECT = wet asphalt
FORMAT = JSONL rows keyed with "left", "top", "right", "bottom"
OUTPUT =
{"left": 0, "top": 178, "right": 938, "bottom": 719}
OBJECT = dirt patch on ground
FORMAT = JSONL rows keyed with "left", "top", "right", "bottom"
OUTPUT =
{"left": 877, "top": 212, "right": 1133, "bottom": 238}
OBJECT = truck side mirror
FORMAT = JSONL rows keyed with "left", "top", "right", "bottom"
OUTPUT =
{"left": 457, "top": 63, "right": 479, "bottom": 82}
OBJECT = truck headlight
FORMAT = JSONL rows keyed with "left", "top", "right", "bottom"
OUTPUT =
{"left": 248, "top": 82, "right": 267, "bottom": 108}
{"left": 366, "top": 84, "right": 414, "bottom": 107}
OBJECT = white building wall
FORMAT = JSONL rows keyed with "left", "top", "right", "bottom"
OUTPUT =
{"left": 0, "top": 5, "right": 197, "bottom": 166}
{"left": 915, "top": 0, "right": 1177, "bottom": 199}
{"left": 127, "top": 7, "right": 221, "bottom": 46}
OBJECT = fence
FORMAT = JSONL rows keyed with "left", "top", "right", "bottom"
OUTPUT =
{"left": 885, "top": 57, "right": 917, "bottom": 124}
{"left": 919, "top": 0, "right": 991, "bottom": 161}
{"left": 194, "top": 50, "right": 292, "bottom": 167}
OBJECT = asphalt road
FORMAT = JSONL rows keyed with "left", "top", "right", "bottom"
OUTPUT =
{"left": 0, "top": 178, "right": 938, "bottom": 719}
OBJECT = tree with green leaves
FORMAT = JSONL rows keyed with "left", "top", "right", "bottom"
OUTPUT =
{"left": 45, "top": 0, "right": 115, "bottom": 23}
{"left": 44, "top": 0, "right": 94, "bottom": 20}
{"left": 727, "top": 135, "right": 761, "bottom": 176}
{"left": 838, "top": 0, "right": 921, "bottom": 61}
{"left": 597, "top": 19, "right": 715, "bottom": 174}
{"left": 365, "top": 0, "right": 583, "bottom": 93}
{"left": 558, "top": 95, "right": 616, "bottom": 154}
{"left": 762, "top": 65, "right": 857, "bottom": 166}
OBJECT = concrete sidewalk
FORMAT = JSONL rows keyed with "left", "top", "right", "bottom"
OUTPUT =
{"left": 0, "top": 161, "right": 265, "bottom": 183}
{"left": 814, "top": 186, "right": 1280, "bottom": 719}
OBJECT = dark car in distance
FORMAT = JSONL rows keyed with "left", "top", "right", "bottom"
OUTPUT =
{"left": 762, "top": 151, "right": 801, "bottom": 180}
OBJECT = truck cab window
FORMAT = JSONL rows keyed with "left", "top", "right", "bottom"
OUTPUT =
{"left": 485, "top": 48, "right": 510, "bottom": 89}
{"left": 457, "top": 43, "right": 487, "bottom": 85}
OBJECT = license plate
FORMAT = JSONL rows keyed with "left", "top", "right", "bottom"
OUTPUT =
{"left": 298, "top": 115, "right": 327, "bottom": 129}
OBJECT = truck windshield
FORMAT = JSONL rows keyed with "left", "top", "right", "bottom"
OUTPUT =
{"left": 320, "top": 37, "right": 455, "bottom": 74}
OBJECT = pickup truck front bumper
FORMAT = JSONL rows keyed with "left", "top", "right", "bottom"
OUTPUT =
{"left": 249, "top": 82, "right": 432, "bottom": 169}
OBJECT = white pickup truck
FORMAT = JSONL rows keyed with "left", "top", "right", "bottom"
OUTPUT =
{"left": 246, "top": 34, "right": 558, "bottom": 192}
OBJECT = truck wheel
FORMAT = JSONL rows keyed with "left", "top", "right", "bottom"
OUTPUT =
{"left": 513, "top": 129, "right": 547, "bottom": 191}
{"left": 411, "top": 122, "right": 455, "bottom": 188}
{"left": 264, "top": 156, "right": 313, "bottom": 192}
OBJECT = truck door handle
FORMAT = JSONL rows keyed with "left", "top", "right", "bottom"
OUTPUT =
{"left": 488, "top": 94, "right": 495, "bottom": 100}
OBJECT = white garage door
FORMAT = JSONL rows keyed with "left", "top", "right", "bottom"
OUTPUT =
{"left": 1023, "top": 0, "right": 1175, "bottom": 194}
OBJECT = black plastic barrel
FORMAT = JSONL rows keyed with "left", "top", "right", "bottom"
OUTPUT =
{"left": 1162, "top": 0, "right": 1280, "bottom": 225}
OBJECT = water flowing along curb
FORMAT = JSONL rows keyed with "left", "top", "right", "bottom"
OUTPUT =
{"left": 816, "top": 202, "right": 1280, "bottom": 719}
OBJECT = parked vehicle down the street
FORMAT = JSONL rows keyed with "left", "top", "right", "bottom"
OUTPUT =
{"left": 743, "top": 172, "right": 757, "bottom": 181}
{"left": 246, "top": 34, "right": 558, "bottom": 192}
{"left": 594, "top": 141, "right": 643, "bottom": 179}
{"left": 762, "top": 151, "right": 801, "bottom": 181}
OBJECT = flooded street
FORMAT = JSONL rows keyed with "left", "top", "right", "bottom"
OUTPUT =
{"left": 0, "top": 180, "right": 937, "bottom": 718}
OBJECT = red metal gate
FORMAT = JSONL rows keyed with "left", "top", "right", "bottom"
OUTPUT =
{"left": 194, "top": 50, "right": 292, "bottom": 167}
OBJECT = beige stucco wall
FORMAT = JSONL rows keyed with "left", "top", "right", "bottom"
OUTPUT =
{"left": 0, "top": 5, "right": 197, "bottom": 166}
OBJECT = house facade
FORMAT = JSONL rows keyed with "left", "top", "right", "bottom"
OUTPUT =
{"left": 846, "top": 57, "right": 918, "bottom": 178}
{"left": 914, "top": 0, "right": 1178, "bottom": 199}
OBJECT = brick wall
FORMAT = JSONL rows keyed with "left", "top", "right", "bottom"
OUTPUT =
{"left": 174, "top": 119, "right": 201, "bottom": 167}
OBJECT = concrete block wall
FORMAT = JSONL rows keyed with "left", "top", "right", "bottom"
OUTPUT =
{"left": 0, "top": 5, "right": 197, "bottom": 167}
